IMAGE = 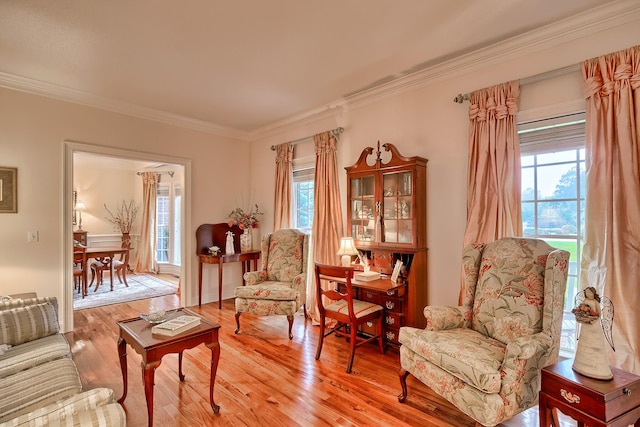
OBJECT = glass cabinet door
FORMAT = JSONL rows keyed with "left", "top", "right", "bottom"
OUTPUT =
{"left": 382, "top": 171, "right": 413, "bottom": 244}
{"left": 350, "top": 175, "right": 376, "bottom": 241}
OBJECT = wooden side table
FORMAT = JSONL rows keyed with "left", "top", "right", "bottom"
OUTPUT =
{"left": 198, "top": 251, "right": 260, "bottom": 309}
{"left": 117, "top": 309, "right": 221, "bottom": 427}
{"left": 540, "top": 359, "right": 640, "bottom": 427}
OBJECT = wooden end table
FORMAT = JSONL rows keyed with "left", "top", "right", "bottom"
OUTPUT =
{"left": 117, "top": 308, "right": 221, "bottom": 426}
{"left": 540, "top": 359, "right": 640, "bottom": 427}
{"left": 198, "top": 250, "right": 260, "bottom": 308}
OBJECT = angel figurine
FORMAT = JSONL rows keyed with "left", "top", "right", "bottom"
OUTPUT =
{"left": 571, "top": 286, "right": 615, "bottom": 380}
{"left": 225, "top": 230, "right": 235, "bottom": 255}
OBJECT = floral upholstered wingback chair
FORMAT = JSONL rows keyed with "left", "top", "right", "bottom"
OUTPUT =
{"left": 398, "top": 237, "right": 569, "bottom": 426}
{"left": 234, "top": 228, "right": 309, "bottom": 340}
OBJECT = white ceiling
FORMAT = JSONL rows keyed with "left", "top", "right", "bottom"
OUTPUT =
{"left": 0, "top": 0, "right": 623, "bottom": 134}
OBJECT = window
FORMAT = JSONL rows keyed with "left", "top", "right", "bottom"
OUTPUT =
{"left": 156, "top": 184, "right": 181, "bottom": 267}
{"left": 156, "top": 186, "right": 170, "bottom": 263}
{"left": 292, "top": 167, "right": 314, "bottom": 234}
{"left": 519, "top": 113, "right": 585, "bottom": 356}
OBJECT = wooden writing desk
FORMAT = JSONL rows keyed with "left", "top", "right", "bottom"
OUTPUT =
{"left": 196, "top": 223, "right": 260, "bottom": 309}
{"left": 322, "top": 272, "right": 407, "bottom": 346}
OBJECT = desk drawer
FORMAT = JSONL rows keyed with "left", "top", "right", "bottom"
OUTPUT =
{"left": 361, "top": 320, "right": 378, "bottom": 336}
{"left": 384, "top": 311, "right": 403, "bottom": 328}
{"left": 380, "top": 296, "right": 403, "bottom": 313}
{"left": 384, "top": 327, "right": 400, "bottom": 345}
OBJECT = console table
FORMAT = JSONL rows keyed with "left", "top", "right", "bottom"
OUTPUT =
{"left": 198, "top": 251, "right": 260, "bottom": 308}
{"left": 196, "top": 223, "right": 260, "bottom": 308}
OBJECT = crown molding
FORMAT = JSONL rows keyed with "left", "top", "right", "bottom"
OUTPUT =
{"left": 341, "top": 0, "right": 640, "bottom": 111}
{"left": 249, "top": 102, "right": 346, "bottom": 142}
{"left": 0, "top": 71, "right": 249, "bottom": 140}
{"left": 1, "top": 0, "right": 637, "bottom": 141}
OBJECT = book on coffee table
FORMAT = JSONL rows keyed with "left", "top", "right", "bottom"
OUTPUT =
{"left": 151, "top": 315, "right": 201, "bottom": 336}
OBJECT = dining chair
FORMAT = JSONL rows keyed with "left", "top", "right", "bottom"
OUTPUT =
{"left": 73, "top": 244, "right": 88, "bottom": 298}
{"left": 314, "top": 262, "right": 385, "bottom": 373}
{"left": 89, "top": 241, "right": 131, "bottom": 292}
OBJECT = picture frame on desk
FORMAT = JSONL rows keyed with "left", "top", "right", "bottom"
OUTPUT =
{"left": 391, "top": 260, "right": 403, "bottom": 283}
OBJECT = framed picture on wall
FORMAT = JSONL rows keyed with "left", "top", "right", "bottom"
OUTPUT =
{"left": 0, "top": 167, "right": 17, "bottom": 213}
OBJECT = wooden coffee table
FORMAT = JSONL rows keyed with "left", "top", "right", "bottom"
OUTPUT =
{"left": 116, "top": 308, "right": 221, "bottom": 426}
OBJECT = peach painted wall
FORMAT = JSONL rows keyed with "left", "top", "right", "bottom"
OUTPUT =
{"left": 249, "top": 18, "right": 640, "bottom": 308}
{"left": 0, "top": 88, "right": 250, "bottom": 330}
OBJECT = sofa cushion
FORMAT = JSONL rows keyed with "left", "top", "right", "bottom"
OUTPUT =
{"left": 0, "top": 303, "right": 60, "bottom": 347}
{"left": 235, "top": 282, "right": 297, "bottom": 300}
{"left": 0, "top": 357, "right": 82, "bottom": 423}
{"left": 0, "top": 297, "right": 58, "bottom": 315}
{"left": 399, "top": 326, "right": 506, "bottom": 393}
{"left": 3, "top": 388, "right": 126, "bottom": 427}
{"left": 0, "top": 334, "right": 70, "bottom": 380}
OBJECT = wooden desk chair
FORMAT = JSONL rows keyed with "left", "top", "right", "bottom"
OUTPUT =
{"left": 73, "top": 244, "right": 88, "bottom": 298}
{"left": 89, "top": 241, "right": 131, "bottom": 291}
{"left": 314, "top": 262, "right": 385, "bottom": 373}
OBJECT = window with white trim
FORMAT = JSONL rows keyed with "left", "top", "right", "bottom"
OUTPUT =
{"left": 518, "top": 113, "right": 585, "bottom": 356}
{"left": 292, "top": 167, "right": 314, "bottom": 234}
{"left": 156, "top": 183, "right": 181, "bottom": 267}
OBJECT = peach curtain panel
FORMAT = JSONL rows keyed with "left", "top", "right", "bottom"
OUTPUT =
{"left": 462, "top": 80, "right": 522, "bottom": 249}
{"left": 273, "top": 142, "right": 293, "bottom": 230}
{"left": 133, "top": 172, "right": 158, "bottom": 273}
{"left": 308, "top": 131, "right": 344, "bottom": 323}
{"left": 581, "top": 45, "right": 640, "bottom": 374}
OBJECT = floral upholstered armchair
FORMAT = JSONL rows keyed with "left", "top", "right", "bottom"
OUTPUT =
{"left": 398, "top": 237, "right": 569, "bottom": 426}
{"left": 234, "top": 228, "right": 309, "bottom": 340}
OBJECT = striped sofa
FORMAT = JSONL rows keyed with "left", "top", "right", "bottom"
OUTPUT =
{"left": 0, "top": 296, "right": 126, "bottom": 426}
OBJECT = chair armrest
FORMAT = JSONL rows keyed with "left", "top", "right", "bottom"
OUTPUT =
{"left": 505, "top": 332, "right": 552, "bottom": 361}
{"left": 243, "top": 271, "right": 266, "bottom": 285}
{"left": 292, "top": 272, "right": 307, "bottom": 301}
{"left": 423, "top": 306, "right": 470, "bottom": 331}
{"left": 499, "top": 332, "right": 553, "bottom": 400}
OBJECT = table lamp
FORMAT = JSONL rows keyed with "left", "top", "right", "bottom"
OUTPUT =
{"left": 337, "top": 237, "right": 358, "bottom": 267}
{"left": 75, "top": 201, "right": 86, "bottom": 231}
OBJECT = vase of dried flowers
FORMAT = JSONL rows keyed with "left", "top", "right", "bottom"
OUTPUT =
{"left": 104, "top": 200, "right": 138, "bottom": 246}
{"left": 228, "top": 203, "right": 262, "bottom": 251}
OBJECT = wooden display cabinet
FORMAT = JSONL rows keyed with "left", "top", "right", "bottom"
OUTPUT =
{"left": 345, "top": 142, "right": 428, "bottom": 331}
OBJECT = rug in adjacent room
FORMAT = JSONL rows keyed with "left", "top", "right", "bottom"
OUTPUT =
{"left": 73, "top": 273, "right": 178, "bottom": 310}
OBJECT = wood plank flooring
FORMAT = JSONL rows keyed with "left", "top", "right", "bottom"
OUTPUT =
{"left": 67, "top": 294, "right": 573, "bottom": 427}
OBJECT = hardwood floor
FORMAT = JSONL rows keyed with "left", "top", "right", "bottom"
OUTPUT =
{"left": 67, "top": 295, "right": 572, "bottom": 427}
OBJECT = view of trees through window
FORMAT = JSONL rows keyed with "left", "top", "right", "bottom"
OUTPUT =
{"left": 294, "top": 180, "right": 314, "bottom": 234}
{"left": 520, "top": 119, "right": 585, "bottom": 355}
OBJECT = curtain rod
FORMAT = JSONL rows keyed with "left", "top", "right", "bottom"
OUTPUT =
{"left": 453, "top": 64, "right": 580, "bottom": 104}
{"left": 270, "top": 126, "right": 344, "bottom": 150}
{"left": 137, "top": 171, "right": 174, "bottom": 177}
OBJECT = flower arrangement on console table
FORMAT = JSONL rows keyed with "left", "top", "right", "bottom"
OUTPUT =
{"left": 104, "top": 199, "right": 138, "bottom": 245}
{"left": 227, "top": 203, "right": 262, "bottom": 252}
